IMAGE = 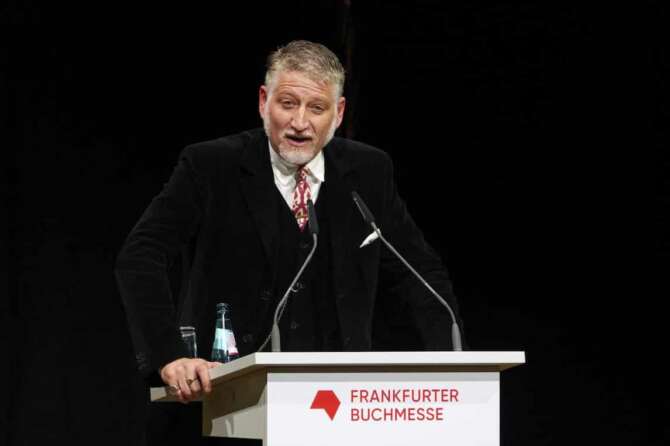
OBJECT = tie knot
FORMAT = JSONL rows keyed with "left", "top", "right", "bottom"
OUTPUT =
{"left": 296, "top": 167, "right": 310, "bottom": 181}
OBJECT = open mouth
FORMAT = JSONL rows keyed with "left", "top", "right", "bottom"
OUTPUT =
{"left": 285, "top": 134, "right": 313, "bottom": 146}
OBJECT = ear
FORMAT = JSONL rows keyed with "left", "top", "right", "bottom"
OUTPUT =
{"left": 335, "top": 96, "right": 346, "bottom": 128}
{"left": 258, "top": 85, "right": 268, "bottom": 119}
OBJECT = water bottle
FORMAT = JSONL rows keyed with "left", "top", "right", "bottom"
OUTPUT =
{"left": 211, "top": 303, "right": 239, "bottom": 363}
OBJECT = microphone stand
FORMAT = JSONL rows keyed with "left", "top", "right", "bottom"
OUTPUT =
{"left": 352, "top": 191, "right": 463, "bottom": 351}
{"left": 257, "top": 199, "right": 319, "bottom": 353}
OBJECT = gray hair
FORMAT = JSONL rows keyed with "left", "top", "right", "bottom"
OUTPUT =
{"left": 265, "top": 40, "right": 345, "bottom": 98}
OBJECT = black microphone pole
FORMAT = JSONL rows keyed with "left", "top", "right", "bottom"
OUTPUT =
{"left": 261, "top": 199, "right": 319, "bottom": 353}
{"left": 351, "top": 191, "right": 463, "bottom": 351}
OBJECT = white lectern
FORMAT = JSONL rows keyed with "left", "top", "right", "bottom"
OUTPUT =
{"left": 151, "top": 351, "right": 525, "bottom": 446}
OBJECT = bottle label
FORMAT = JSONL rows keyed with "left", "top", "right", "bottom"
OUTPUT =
{"left": 214, "top": 328, "right": 238, "bottom": 355}
{"left": 214, "top": 328, "right": 226, "bottom": 350}
{"left": 226, "top": 329, "right": 239, "bottom": 355}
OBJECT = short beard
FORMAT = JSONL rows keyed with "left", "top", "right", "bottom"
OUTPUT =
{"left": 276, "top": 146, "right": 317, "bottom": 166}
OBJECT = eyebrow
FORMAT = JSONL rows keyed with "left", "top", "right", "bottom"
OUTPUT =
{"left": 274, "top": 86, "right": 332, "bottom": 101}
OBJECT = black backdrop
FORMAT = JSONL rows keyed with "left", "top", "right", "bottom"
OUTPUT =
{"left": 3, "top": 1, "right": 662, "bottom": 445}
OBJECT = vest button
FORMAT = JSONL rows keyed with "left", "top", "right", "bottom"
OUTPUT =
{"left": 299, "top": 241, "right": 311, "bottom": 250}
{"left": 290, "top": 321, "right": 300, "bottom": 330}
{"left": 260, "top": 289, "right": 272, "bottom": 301}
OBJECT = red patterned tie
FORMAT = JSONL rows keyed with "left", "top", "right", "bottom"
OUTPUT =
{"left": 291, "top": 167, "right": 312, "bottom": 231}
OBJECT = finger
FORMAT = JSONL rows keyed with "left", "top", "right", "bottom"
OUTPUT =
{"left": 189, "top": 379, "right": 202, "bottom": 395}
{"left": 178, "top": 377, "right": 193, "bottom": 400}
{"left": 172, "top": 381, "right": 186, "bottom": 403}
{"left": 178, "top": 392, "right": 188, "bottom": 404}
{"left": 182, "top": 361, "right": 202, "bottom": 393}
{"left": 184, "top": 369, "right": 202, "bottom": 396}
{"left": 170, "top": 384, "right": 186, "bottom": 403}
{"left": 195, "top": 364, "right": 212, "bottom": 393}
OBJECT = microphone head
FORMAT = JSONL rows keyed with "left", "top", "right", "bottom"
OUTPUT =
{"left": 351, "top": 191, "right": 376, "bottom": 225}
{"left": 306, "top": 199, "right": 319, "bottom": 235}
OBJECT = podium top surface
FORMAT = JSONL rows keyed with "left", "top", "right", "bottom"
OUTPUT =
{"left": 151, "top": 351, "right": 524, "bottom": 402}
{"left": 211, "top": 351, "right": 525, "bottom": 376}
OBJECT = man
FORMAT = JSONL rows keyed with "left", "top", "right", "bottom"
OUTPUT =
{"left": 115, "top": 40, "right": 464, "bottom": 405}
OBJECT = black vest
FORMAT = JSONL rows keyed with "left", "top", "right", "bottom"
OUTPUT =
{"left": 271, "top": 183, "right": 342, "bottom": 351}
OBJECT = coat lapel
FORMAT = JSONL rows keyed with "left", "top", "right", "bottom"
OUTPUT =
{"left": 240, "top": 132, "right": 279, "bottom": 265}
{"left": 323, "top": 140, "right": 356, "bottom": 290}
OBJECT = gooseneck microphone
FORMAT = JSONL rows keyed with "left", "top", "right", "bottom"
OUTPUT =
{"left": 306, "top": 199, "right": 319, "bottom": 235}
{"left": 257, "top": 199, "right": 319, "bottom": 353}
{"left": 351, "top": 191, "right": 463, "bottom": 351}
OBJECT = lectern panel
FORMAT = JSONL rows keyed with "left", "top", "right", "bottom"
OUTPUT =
{"left": 267, "top": 372, "right": 499, "bottom": 446}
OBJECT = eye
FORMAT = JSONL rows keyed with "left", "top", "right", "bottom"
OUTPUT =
{"left": 311, "top": 105, "right": 326, "bottom": 114}
{"left": 278, "top": 98, "right": 296, "bottom": 109}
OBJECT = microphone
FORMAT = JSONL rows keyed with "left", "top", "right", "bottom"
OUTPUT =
{"left": 352, "top": 191, "right": 377, "bottom": 228}
{"left": 351, "top": 191, "right": 464, "bottom": 351}
{"left": 258, "top": 199, "right": 319, "bottom": 353}
{"left": 307, "top": 199, "right": 319, "bottom": 236}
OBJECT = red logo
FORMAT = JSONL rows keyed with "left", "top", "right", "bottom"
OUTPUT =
{"left": 310, "top": 390, "right": 341, "bottom": 420}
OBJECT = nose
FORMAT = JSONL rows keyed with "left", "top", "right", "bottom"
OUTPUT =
{"left": 290, "top": 106, "right": 309, "bottom": 132}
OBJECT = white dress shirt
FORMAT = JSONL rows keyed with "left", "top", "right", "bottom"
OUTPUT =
{"left": 268, "top": 142, "right": 325, "bottom": 208}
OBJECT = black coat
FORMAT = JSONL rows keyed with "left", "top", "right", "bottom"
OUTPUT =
{"left": 115, "top": 128, "right": 463, "bottom": 378}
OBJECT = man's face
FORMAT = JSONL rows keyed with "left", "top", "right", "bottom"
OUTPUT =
{"left": 259, "top": 70, "right": 345, "bottom": 166}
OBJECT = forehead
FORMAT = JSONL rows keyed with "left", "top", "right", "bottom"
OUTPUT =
{"left": 269, "top": 70, "right": 337, "bottom": 101}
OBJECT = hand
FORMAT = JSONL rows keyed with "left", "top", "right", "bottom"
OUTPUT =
{"left": 159, "top": 358, "right": 223, "bottom": 403}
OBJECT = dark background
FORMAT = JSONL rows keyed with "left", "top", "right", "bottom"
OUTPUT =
{"left": 3, "top": 1, "right": 663, "bottom": 445}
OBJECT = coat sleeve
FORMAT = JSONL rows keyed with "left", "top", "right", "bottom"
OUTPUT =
{"left": 376, "top": 154, "right": 466, "bottom": 350}
{"left": 115, "top": 146, "right": 206, "bottom": 378}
